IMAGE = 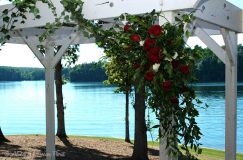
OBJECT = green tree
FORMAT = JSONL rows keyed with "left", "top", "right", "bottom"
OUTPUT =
{"left": 69, "top": 62, "right": 107, "bottom": 82}
{"left": 96, "top": 22, "right": 149, "bottom": 159}
{"left": 55, "top": 45, "right": 79, "bottom": 139}
{"left": 104, "top": 56, "right": 133, "bottom": 143}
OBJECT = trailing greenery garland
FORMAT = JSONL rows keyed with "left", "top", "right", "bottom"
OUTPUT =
{"left": 0, "top": 0, "right": 56, "bottom": 44}
{"left": 0, "top": 0, "right": 85, "bottom": 46}
{"left": 94, "top": 11, "right": 206, "bottom": 159}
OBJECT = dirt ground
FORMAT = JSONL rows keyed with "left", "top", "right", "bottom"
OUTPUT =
{"left": 0, "top": 135, "right": 159, "bottom": 160}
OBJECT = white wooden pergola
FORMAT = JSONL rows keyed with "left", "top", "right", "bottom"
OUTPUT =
{"left": 0, "top": 0, "right": 242, "bottom": 160}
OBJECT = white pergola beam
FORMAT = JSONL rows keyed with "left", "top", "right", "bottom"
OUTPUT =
{"left": 16, "top": 31, "right": 47, "bottom": 68}
{"left": 1, "top": 0, "right": 242, "bottom": 33}
{"left": 0, "top": 1, "right": 64, "bottom": 30}
{"left": 161, "top": 0, "right": 197, "bottom": 11}
{"left": 4, "top": 27, "right": 96, "bottom": 45}
{"left": 194, "top": 26, "right": 226, "bottom": 64}
{"left": 193, "top": 0, "right": 242, "bottom": 33}
{"left": 51, "top": 32, "right": 80, "bottom": 67}
{"left": 221, "top": 28, "right": 237, "bottom": 65}
{"left": 6, "top": 35, "right": 95, "bottom": 46}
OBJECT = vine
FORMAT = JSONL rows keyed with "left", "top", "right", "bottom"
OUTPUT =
{"left": 0, "top": 0, "right": 57, "bottom": 45}
{"left": 94, "top": 10, "right": 206, "bottom": 159}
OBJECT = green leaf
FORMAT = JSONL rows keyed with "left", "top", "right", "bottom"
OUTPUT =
{"left": 3, "top": 16, "right": 10, "bottom": 23}
{"left": 2, "top": 9, "right": 8, "bottom": 15}
{"left": 186, "top": 30, "right": 191, "bottom": 38}
{"left": 152, "top": 125, "right": 160, "bottom": 129}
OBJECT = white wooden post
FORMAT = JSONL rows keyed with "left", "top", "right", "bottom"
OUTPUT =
{"left": 45, "top": 42, "right": 56, "bottom": 160}
{"left": 18, "top": 32, "right": 79, "bottom": 160}
{"left": 221, "top": 29, "right": 238, "bottom": 160}
{"left": 159, "top": 12, "right": 178, "bottom": 160}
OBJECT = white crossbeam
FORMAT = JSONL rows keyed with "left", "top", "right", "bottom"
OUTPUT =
{"left": 161, "top": 0, "right": 197, "bottom": 11}
{"left": 16, "top": 31, "right": 47, "bottom": 68}
{"left": 194, "top": 26, "right": 226, "bottom": 64}
{"left": 221, "top": 28, "right": 237, "bottom": 65}
{"left": 1, "top": 0, "right": 242, "bottom": 33}
{"left": 51, "top": 32, "right": 80, "bottom": 67}
{"left": 4, "top": 26, "right": 95, "bottom": 45}
{"left": 193, "top": 0, "right": 242, "bottom": 33}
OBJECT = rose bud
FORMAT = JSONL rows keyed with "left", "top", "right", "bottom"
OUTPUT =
{"left": 171, "top": 97, "right": 179, "bottom": 104}
{"left": 180, "top": 86, "right": 188, "bottom": 93}
{"left": 133, "top": 63, "right": 140, "bottom": 69}
{"left": 180, "top": 65, "right": 189, "bottom": 74}
{"left": 131, "top": 34, "right": 141, "bottom": 42}
{"left": 162, "top": 80, "right": 172, "bottom": 92}
{"left": 127, "top": 45, "right": 132, "bottom": 51}
{"left": 171, "top": 60, "right": 180, "bottom": 69}
{"left": 124, "top": 24, "right": 129, "bottom": 32}
{"left": 145, "top": 71, "right": 154, "bottom": 82}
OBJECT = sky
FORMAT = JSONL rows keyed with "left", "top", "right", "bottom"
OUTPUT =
{"left": 0, "top": 0, "right": 243, "bottom": 68}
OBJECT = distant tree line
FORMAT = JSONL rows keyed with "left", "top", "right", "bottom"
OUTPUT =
{"left": 195, "top": 44, "right": 243, "bottom": 82}
{"left": 69, "top": 62, "right": 108, "bottom": 82}
{"left": 1, "top": 45, "right": 243, "bottom": 82}
{"left": 0, "top": 67, "right": 44, "bottom": 81}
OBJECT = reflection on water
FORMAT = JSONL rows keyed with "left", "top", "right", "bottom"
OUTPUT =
{"left": 0, "top": 81, "right": 242, "bottom": 153}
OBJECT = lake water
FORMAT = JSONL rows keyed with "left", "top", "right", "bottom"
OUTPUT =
{"left": 0, "top": 81, "right": 242, "bottom": 153}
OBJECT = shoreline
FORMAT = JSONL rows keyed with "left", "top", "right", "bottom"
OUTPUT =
{"left": 3, "top": 134, "right": 243, "bottom": 154}
{"left": 0, "top": 135, "right": 242, "bottom": 160}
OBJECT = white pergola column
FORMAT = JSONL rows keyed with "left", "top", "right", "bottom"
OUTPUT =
{"left": 221, "top": 29, "right": 238, "bottom": 160}
{"left": 16, "top": 31, "right": 79, "bottom": 160}
{"left": 195, "top": 26, "right": 238, "bottom": 160}
{"left": 45, "top": 42, "right": 56, "bottom": 160}
{"left": 159, "top": 11, "right": 178, "bottom": 160}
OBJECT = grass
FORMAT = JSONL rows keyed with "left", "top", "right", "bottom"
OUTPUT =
{"left": 11, "top": 135, "right": 243, "bottom": 160}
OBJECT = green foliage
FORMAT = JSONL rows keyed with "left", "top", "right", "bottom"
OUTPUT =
{"left": 0, "top": 0, "right": 59, "bottom": 45}
{"left": 70, "top": 62, "right": 107, "bottom": 82}
{"left": 0, "top": 66, "right": 44, "bottom": 81}
{"left": 95, "top": 11, "right": 205, "bottom": 159}
{"left": 195, "top": 44, "right": 243, "bottom": 82}
{"left": 62, "top": 45, "right": 79, "bottom": 67}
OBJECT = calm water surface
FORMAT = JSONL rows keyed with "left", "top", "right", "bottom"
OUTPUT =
{"left": 0, "top": 81, "right": 242, "bottom": 153}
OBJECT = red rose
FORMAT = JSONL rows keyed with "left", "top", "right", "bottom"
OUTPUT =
{"left": 148, "top": 24, "right": 162, "bottom": 36}
{"left": 127, "top": 45, "right": 132, "bottom": 51}
{"left": 162, "top": 80, "right": 172, "bottom": 92}
{"left": 133, "top": 63, "right": 140, "bottom": 69}
{"left": 180, "top": 65, "right": 189, "bottom": 74}
{"left": 171, "top": 97, "right": 179, "bottom": 104}
{"left": 145, "top": 71, "right": 154, "bottom": 81}
{"left": 144, "top": 38, "right": 156, "bottom": 51}
{"left": 149, "top": 47, "right": 160, "bottom": 63}
{"left": 124, "top": 24, "right": 129, "bottom": 32}
{"left": 171, "top": 60, "right": 180, "bottom": 69}
{"left": 131, "top": 34, "right": 141, "bottom": 42}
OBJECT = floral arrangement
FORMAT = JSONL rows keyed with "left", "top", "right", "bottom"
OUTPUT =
{"left": 96, "top": 11, "right": 205, "bottom": 158}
